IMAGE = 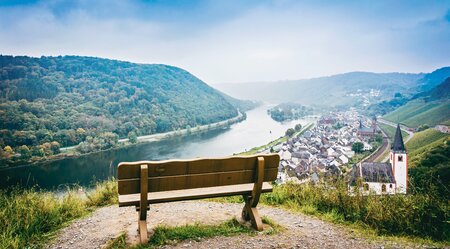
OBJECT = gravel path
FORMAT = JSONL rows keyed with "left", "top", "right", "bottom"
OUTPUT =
{"left": 48, "top": 201, "right": 438, "bottom": 249}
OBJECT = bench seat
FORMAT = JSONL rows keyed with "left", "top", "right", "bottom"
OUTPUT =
{"left": 119, "top": 182, "right": 273, "bottom": 207}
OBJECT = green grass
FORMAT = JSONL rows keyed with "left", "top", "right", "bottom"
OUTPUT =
{"left": 86, "top": 179, "right": 119, "bottom": 207}
{"left": 383, "top": 99, "right": 450, "bottom": 128}
{"left": 262, "top": 183, "right": 449, "bottom": 242}
{"left": 106, "top": 217, "right": 283, "bottom": 249}
{"left": 0, "top": 189, "right": 87, "bottom": 249}
{"left": 406, "top": 128, "right": 448, "bottom": 152}
{"left": 0, "top": 180, "right": 118, "bottom": 249}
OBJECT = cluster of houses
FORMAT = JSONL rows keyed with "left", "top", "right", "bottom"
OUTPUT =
{"left": 275, "top": 109, "right": 378, "bottom": 184}
{"left": 273, "top": 107, "right": 409, "bottom": 195}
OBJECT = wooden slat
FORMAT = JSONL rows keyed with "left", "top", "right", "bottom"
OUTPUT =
{"left": 118, "top": 168, "right": 278, "bottom": 195}
{"left": 118, "top": 154, "right": 280, "bottom": 179}
{"left": 250, "top": 157, "right": 264, "bottom": 207}
{"left": 119, "top": 182, "right": 273, "bottom": 207}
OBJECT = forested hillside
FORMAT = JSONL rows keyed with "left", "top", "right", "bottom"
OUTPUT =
{"left": 0, "top": 55, "right": 239, "bottom": 162}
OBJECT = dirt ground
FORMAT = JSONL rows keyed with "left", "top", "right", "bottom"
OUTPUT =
{"left": 48, "top": 201, "right": 442, "bottom": 249}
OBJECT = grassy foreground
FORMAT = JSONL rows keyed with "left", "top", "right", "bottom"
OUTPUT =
{"left": 0, "top": 180, "right": 118, "bottom": 249}
{"left": 106, "top": 217, "right": 282, "bottom": 249}
{"left": 1, "top": 177, "right": 448, "bottom": 248}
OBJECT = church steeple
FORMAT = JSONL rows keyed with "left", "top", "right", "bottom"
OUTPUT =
{"left": 392, "top": 124, "right": 406, "bottom": 152}
{"left": 390, "top": 123, "right": 408, "bottom": 194}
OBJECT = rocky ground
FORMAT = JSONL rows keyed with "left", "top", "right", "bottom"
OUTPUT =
{"left": 48, "top": 201, "right": 442, "bottom": 249}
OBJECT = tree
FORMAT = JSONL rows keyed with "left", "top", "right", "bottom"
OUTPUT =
{"left": 40, "top": 142, "right": 53, "bottom": 156}
{"left": 50, "top": 141, "right": 61, "bottom": 154}
{"left": 295, "top": 124, "right": 302, "bottom": 131}
{"left": 352, "top": 142, "right": 364, "bottom": 153}
{"left": 31, "top": 146, "right": 45, "bottom": 157}
{"left": 17, "top": 145, "right": 31, "bottom": 160}
{"left": 128, "top": 131, "right": 138, "bottom": 144}
{"left": 417, "top": 124, "right": 430, "bottom": 132}
{"left": 3, "top": 145, "right": 14, "bottom": 157}
{"left": 285, "top": 128, "right": 295, "bottom": 137}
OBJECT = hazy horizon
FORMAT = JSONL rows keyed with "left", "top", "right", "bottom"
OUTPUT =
{"left": 1, "top": 0, "right": 450, "bottom": 84}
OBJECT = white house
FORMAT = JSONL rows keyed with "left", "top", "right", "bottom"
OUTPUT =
{"left": 339, "top": 155, "right": 349, "bottom": 164}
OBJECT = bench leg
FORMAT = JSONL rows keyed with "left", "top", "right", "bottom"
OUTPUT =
{"left": 242, "top": 195, "right": 263, "bottom": 231}
{"left": 138, "top": 218, "right": 148, "bottom": 243}
{"left": 137, "top": 206, "right": 149, "bottom": 243}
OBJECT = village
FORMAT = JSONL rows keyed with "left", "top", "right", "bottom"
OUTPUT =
{"left": 274, "top": 108, "right": 381, "bottom": 185}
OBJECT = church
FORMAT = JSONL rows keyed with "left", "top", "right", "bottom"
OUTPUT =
{"left": 357, "top": 116, "right": 377, "bottom": 138}
{"left": 349, "top": 124, "right": 408, "bottom": 195}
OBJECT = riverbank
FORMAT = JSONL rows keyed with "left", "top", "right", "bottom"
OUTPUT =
{"left": 1, "top": 111, "right": 246, "bottom": 169}
{"left": 238, "top": 122, "right": 315, "bottom": 155}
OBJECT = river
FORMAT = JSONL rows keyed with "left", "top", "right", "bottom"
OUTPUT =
{"left": 0, "top": 105, "right": 315, "bottom": 190}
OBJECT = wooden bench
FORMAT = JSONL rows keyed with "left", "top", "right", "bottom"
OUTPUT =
{"left": 117, "top": 154, "right": 280, "bottom": 243}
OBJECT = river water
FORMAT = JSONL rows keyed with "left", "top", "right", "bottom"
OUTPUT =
{"left": 0, "top": 105, "right": 314, "bottom": 190}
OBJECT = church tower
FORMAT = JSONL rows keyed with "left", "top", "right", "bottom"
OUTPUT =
{"left": 371, "top": 116, "right": 377, "bottom": 134}
{"left": 389, "top": 124, "right": 408, "bottom": 194}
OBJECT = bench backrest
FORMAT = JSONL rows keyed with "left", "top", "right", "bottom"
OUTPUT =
{"left": 117, "top": 154, "right": 280, "bottom": 195}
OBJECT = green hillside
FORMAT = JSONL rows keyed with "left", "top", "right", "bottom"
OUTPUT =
{"left": 406, "top": 128, "right": 449, "bottom": 168}
{"left": 0, "top": 55, "right": 239, "bottom": 161}
{"left": 383, "top": 99, "right": 450, "bottom": 128}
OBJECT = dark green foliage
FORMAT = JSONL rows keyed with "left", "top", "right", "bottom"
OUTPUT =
{"left": 285, "top": 128, "right": 295, "bottom": 137}
{"left": 268, "top": 102, "right": 313, "bottom": 122}
{"left": 367, "top": 93, "right": 410, "bottom": 116}
{"left": 417, "top": 124, "right": 430, "bottom": 132}
{"left": 294, "top": 124, "right": 302, "bottom": 131}
{"left": 419, "top": 77, "right": 450, "bottom": 101}
{"left": 0, "top": 55, "right": 238, "bottom": 164}
{"left": 352, "top": 142, "right": 364, "bottom": 153}
{"left": 409, "top": 138, "right": 450, "bottom": 197}
{"left": 127, "top": 131, "right": 138, "bottom": 144}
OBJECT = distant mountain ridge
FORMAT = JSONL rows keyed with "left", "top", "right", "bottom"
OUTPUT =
{"left": 0, "top": 55, "right": 241, "bottom": 149}
{"left": 215, "top": 68, "right": 450, "bottom": 108}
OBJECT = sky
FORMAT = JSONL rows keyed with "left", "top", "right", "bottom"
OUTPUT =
{"left": 0, "top": 0, "right": 449, "bottom": 84}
